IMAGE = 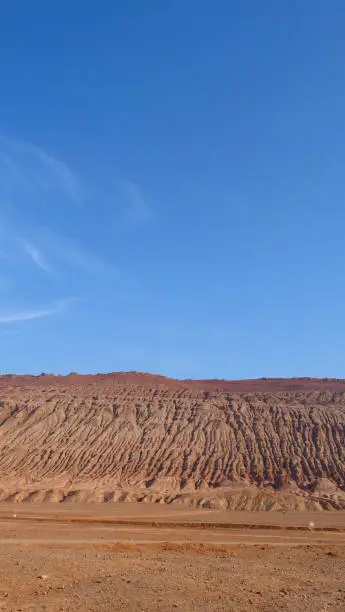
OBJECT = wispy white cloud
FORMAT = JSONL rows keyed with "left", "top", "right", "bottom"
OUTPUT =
{"left": 122, "top": 180, "right": 150, "bottom": 224}
{"left": 0, "top": 298, "right": 77, "bottom": 325}
{"left": 2, "top": 217, "right": 116, "bottom": 283}
{"left": 28, "top": 143, "right": 81, "bottom": 202}
{"left": 20, "top": 238, "right": 50, "bottom": 272}
{"left": 35, "top": 226, "right": 118, "bottom": 278}
{"left": 0, "top": 135, "right": 82, "bottom": 204}
{"left": 0, "top": 308, "right": 55, "bottom": 324}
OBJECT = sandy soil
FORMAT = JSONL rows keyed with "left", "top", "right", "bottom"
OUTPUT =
{"left": 0, "top": 503, "right": 345, "bottom": 611}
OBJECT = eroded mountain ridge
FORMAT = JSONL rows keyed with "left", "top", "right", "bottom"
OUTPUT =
{"left": 0, "top": 373, "right": 345, "bottom": 510}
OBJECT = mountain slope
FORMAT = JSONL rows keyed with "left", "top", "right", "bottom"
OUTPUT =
{"left": 0, "top": 373, "right": 345, "bottom": 510}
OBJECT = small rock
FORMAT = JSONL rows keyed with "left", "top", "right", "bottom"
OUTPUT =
{"left": 38, "top": 575, "right": 48, "bottom": 581}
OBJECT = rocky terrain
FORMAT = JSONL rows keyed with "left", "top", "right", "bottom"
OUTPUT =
{"left": 1, "top": 373, "right": 345, "bottom": 510}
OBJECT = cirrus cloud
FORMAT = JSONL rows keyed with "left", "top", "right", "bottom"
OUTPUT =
{"left": 0, "top": 298, "right": 78, "bottom": 324}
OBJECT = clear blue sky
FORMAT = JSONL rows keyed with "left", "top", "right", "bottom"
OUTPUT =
{"left": 0, "top": 0, "right": 344, "bottom": 379}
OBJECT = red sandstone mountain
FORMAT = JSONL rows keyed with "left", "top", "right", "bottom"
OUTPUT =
{"left": 0, "top": 373, "right": 345, "bottom": 510}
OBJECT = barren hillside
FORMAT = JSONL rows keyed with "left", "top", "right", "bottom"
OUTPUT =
{"left": 1, "top": 373, "right": 345, "bottom": 510}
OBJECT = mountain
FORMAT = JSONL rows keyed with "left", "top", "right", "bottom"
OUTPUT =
{"left": 1, "top": 372, "right": 345, "bottom": 510}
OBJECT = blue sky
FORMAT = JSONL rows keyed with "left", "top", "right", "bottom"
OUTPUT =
{"left": 1, "top": 0, "right": 344, "bottom": 379}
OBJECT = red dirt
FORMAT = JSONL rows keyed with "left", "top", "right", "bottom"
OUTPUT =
{"left": 0, "top": 504, "right": 345, "bottom": 611}
{"left": 2, "top": 372, "right": 345, "bottom": 392}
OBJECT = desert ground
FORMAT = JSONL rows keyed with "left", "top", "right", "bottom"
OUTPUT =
{"left": 1, "top": 375, "right": 345, "bottom": 609}
{"left": 0, "top": 503, "right": 345, "bottom": 611}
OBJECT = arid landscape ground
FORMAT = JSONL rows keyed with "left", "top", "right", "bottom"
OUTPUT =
{"left": 1, "top": 373, "right": 345, "bottom": 610}
{"left": 0, "top": 504, "right": 345, "bottom": 611}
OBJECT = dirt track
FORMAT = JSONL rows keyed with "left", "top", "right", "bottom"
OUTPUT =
{"left": 0, "top": 503, "right": 345, "bottom": 611}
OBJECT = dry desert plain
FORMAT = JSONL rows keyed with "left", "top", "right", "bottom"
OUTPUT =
{"left": 0, "top": 503, "right": 345, "bottom": 611}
